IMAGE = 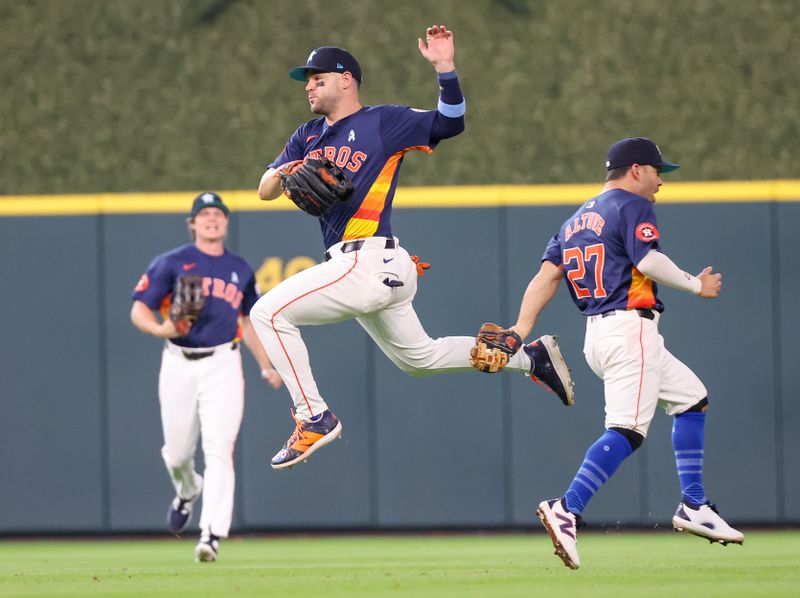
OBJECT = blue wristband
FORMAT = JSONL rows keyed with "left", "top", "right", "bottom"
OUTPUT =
{"left": 437, "top": 70, "right": 465, "bottom": 117}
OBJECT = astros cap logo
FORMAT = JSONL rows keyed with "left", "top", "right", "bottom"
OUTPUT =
{"left": 190, "top": 191, "right": 229, "bottom": 217}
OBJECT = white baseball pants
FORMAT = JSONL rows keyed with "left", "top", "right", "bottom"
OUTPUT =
{"left": 250, "top": 237, "right": 531, "bottom": 419}
{"left": 158, "top": 341, "right": 244, "bottom": 537}
{"left": 583, "top": 309, "right": 707, "bottom": 437}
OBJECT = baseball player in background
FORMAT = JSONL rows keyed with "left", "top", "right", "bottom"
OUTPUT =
{"left": 251, "top": 25, "right": 574, "bottom": 470}
{"left": 130, "top": 192, "right": 282, "bottom": 562}
{"left": 508, "top": 137, "right": 743, "bottom": 570}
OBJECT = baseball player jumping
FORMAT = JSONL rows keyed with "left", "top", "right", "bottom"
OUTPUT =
{"left": 502, "top": 137, "right": 743, "bottom": 569}
{"left": 251, "top": 25, "right": 574, "bottom": 471}
{"left": 131, "top": 192, "right": 282, "bottom": 562}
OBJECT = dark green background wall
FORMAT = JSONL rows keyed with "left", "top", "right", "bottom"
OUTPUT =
{"left": 1, "top": 0, "right": 798, "bottom": 195}
{"left": 0, "top": 201, "right": 797, "bottom": 533}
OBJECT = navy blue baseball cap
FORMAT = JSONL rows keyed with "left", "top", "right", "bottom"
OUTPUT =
{"left": 289, "top": 46, "right": 362, "bottom": 83}
{"left": 605, "top": 137, "right": 679, "bottom": 173}
{"left": 190, "top": 192, "right": 229, "bottom": 218}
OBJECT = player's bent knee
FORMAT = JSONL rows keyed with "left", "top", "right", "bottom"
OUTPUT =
{"left": 249, "top": 298, "right": 274, "bottom": 323}
{"left": 609, "top": 426, "right": 645, "bottom": 451}
{"left": 250, "top": 298, "right": 290, "bottom": 331}
{"left": 681, "top": 397, "right": 709, "bottom": 414}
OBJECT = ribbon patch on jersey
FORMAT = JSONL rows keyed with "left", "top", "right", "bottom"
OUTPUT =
{"left": 635, "top": 222, "right": 660, "bottom": 242}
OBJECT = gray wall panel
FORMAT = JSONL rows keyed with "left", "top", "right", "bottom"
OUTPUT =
{"left": 375, "top": 209, "right": 507, "bottom": 526}
{"left": 236, "top": 212, "right": 372, "bottom": 528}
{"left": 505, "top": 205, "right": 646, "bottom": 525}
{"left": 506, "top": 203, "right": 777, "bottom": 526}
{"left": 1, "top": 200, "right": 797, "bottom": 532}
{"left": 652, "top": 205, "right": 777, "bottom": 522}
{"left": 375, "top": 372, "right": 507, "bottom": 526}
{"left": 778, "top": 203, "right": 800, "bottom": 520}
{"left": 238, "top": 323, "right": 373, "bottom": 528}
{"left": 103, "top": 214, "right": 188, "bottom": 530}
{"left": 0, "top": 217, "right": 104, "bottom": 531}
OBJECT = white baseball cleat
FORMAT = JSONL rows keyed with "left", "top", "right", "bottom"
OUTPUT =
{"left": 536, "top": 497, "right": 582, "bottom": 569}
{"left": 195, "top": 533, "right": 220, "bottom": 562}
{"left": 672, "top": 501, "right": 744, "bottom": 545}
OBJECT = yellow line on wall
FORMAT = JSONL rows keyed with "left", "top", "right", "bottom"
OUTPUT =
{"left": 1, "top": 180, "right": 799, "bottom": 216}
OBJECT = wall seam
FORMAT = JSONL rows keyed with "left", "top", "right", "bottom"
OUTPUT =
{"left": 770, "top": 202, "right": 785, "bottom": 519}
{"left": 96, "top": 214, "right": 111, "bottom": 530}
{"left": 498, "top": 207, "right": 513, "bottom": 523}
{"left": 231, "top": 212, "right": 246, "bottom": 529}
{"left": 366, "top": 331, "right": 379, "bottom": 526}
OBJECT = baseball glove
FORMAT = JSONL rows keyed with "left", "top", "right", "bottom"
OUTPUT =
{"left": 169, "top": 274, "right": 205, "bottom": 336}
{"left": 470, "top": 323, "right": 523, "bottom": 373}
{"left": 279, "top": 156, "right": 354, "bottom": 217}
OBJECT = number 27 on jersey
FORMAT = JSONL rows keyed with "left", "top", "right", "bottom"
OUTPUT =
{"left": 564, "top": 243, "right": 607, "bottom": 299}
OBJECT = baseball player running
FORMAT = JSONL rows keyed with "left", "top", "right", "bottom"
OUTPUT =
{"left": 131, "top": 192, "right": 282, "bottom": 562}
{"left": 251, "top": 25, "right": 574, "bottom": 470}
{"left": 506, "top": 137, "right": 743, "bottom": 569}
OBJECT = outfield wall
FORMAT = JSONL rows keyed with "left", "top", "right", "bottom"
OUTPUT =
{"left": 1, "top": 181, "right": 798, "bottom": 533}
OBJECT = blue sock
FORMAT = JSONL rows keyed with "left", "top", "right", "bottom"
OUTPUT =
{"left": 564, "top": 429, "right": 633, "bottom": 514}
{"left": 672, "top": 412, "right": 707, "bottom": 506}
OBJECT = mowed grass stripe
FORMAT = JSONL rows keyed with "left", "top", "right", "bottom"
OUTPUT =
{"left": 0, "top": 532, "right": 798, "bottom": 597}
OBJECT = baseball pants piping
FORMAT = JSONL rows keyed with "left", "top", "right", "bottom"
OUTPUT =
{"left": 583, "top": 309, "right": 707, "bottom": 437}
{"left": 250, "top": 237, "right": 531, "bottom": 419}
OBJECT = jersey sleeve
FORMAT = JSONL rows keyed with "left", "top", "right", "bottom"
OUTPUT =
{"left": 619, "top": 199, "right": 661, "bottom": 265}
{"left": 379, "top": 105, "right": 438, "bottom": 154}
{"left": 541, "top": 234, "right": 563, "bottom": 267}
{"left": 239, "top": 267, "right": 259, "bottom": 316}
{"left": 132, "top": 255, "right": 174, "bottom": 310}
{"left": 268, "top": 123, "right": 309, "bottom": 169}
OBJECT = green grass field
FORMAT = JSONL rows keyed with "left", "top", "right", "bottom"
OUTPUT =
{"left": 1, "top": 531, "right": 798, "bottom": 597}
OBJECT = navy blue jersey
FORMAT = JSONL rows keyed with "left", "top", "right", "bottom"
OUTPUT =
{"left": 270, "top": 105, "right": 438, "bottom": 249}
{"left": 542, "top": 189, "right": 664, "bottom": 316}
{"left": 132, "top": 244, "right": 258, "bottom": 348}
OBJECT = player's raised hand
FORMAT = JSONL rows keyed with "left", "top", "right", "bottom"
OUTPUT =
{"left": 697, "top": 266, "right": 722, "bottom": 298}
{"left": 418, "top": 25, "right": 455, "bottom": 72}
